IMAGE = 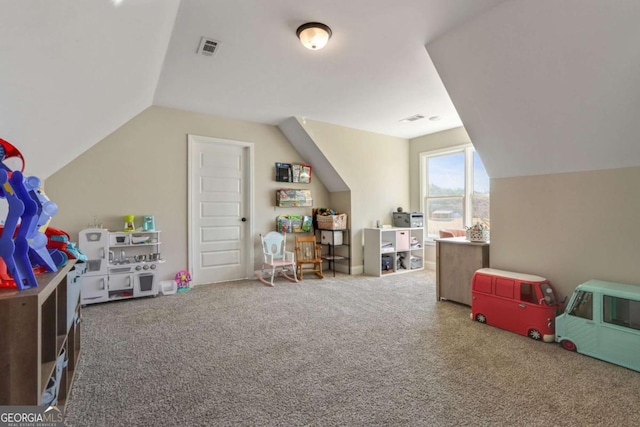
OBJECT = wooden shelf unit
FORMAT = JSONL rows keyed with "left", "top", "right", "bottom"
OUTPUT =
{"left": 0, "top": 261, "right": 81, "bottom": 407}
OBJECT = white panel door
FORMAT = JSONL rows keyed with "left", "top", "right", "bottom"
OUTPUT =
{"left": 188, "top": 136, "right": 253, "bottom": 285}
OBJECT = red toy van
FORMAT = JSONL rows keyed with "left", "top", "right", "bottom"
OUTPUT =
{"left": 471, "top": 268, "right": 562, "bottom": 342}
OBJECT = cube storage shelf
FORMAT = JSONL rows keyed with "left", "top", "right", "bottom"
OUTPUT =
{"left": 364, "top": 227, "right": 424, "bottom": 276}
{"left": 0, "top": 261, "right": 81, "bottom": 408}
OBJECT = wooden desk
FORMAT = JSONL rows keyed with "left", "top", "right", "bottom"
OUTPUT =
{"left": 436, "top": 237, "right": 489, "bottom": 306}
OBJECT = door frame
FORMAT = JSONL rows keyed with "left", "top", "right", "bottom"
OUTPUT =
{"left": 187, "top": 134, "right": 255, "bottom": 284}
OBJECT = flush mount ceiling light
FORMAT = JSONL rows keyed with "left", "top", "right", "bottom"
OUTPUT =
{"left": 296, "top": 22, "right": 332, "bottom": 50}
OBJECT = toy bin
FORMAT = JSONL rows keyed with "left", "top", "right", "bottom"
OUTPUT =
{"left": 381, "top": 254, "right": 393, "bottom": 272}
{"left": 410, "top": 256, "right": 423, "bottom": 270}
{"left": 321, "top": 230, "right": 343, "bottom": 245}
{"left": 395, "top": 230, "right": 410, "bottom": 251}
{"left": 160, "top": 280, "right": 177, "bottom": 295}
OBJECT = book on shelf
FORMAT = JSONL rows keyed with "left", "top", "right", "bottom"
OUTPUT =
{"left": 381, "top": 241, "right": 395, "bottom": 252}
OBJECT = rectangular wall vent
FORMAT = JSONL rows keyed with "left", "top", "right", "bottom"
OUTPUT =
{"left": 399, "top": 114, "right": 425, "bottom": 123}
{"left": 197, "top": 37, "right": 221, "bottom": 57}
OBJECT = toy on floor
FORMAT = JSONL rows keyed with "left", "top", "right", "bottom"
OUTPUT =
{"left": 471, "top": 268, "right": 562, "bottom": 342}
{"left": 556, "top": 279, "right": 640, "bottom": 372}
{"left": 175, "top": 270, "right": 192, "bottom": 292}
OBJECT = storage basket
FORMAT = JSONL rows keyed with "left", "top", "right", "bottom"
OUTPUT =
{"left": 316, "top": 214, "right": 347, "bottom": 230}
{"left": 466, "top": 228, "right": 490, "bottom": 242}
{"left": 321, "top": 230, "right": 343, "bottom": 245}
{"left": 160, "top": 280, "right": 177, "bottom": 295}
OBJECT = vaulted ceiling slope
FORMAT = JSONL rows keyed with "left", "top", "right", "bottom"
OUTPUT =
{"left": 153, "top": 0, "right": 505, "bottom": 140}
{"left": 0, "top": 1, "right": 180, "bottom": 179}
{"left": 427, "top": 0, "right": 640, "bottom": 179}
{"left": 1, "top": 0, "right": 505, "bottom": 179}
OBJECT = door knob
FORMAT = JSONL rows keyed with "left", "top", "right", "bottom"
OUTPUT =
{"left": 241, "top": 217, "right": 247, "bottom": 222}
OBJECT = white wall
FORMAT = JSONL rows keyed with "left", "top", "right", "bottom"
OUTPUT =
{"left": 491, "top": 166, "right": 640, "bottom": 298}
{"left": 45, "top": 106, "right": 331, "bottom": 282}
{"left": 298, "top": 119, "right": 409, "bottom": 273}
{"left": 427, "top": 0, "right": 640, "bottom": 179}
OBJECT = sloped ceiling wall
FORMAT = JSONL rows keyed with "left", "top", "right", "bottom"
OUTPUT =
{"left": 427, "top": 0, "right": 640, "bottom": 179}
{"left": 0, "top": 0, "right": 179, "bottom": 179}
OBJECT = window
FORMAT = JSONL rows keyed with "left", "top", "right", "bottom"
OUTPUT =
{"left": 420, "top": 145, "right": 490, "bottom": 240}
{"left": 603, "top": 295, "right": 640, "bottom": 331}
{"left": 495, "top": 278, "right": 514, "bottom": 298}
{"left": 520, "top": 283, "right": 538, "bottom": 304}
{"left": 568, "top": 291, "right": 593, "bottom": 320}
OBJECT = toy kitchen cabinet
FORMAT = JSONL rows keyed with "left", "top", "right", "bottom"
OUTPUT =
{"left": 78, "top": 228, "right": 164, "bottom": 305}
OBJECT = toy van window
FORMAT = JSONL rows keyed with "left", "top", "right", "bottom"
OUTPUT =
{"left": 540, "top": 284, "right": 557, "bottom": 305}
{"left": 568, "top": 291, "right": 593, "bottom": 320}
{"left": 495, "top": 278, "right": 514, "bottom": 298}
{"left": 520, "top": 282, "right": 538, "bottom": 304}
{"left": 474, "top": 275, "right": 492, "bottom": 293}
{"left": 603, "top": 296, "right": 640, "bottom": 331}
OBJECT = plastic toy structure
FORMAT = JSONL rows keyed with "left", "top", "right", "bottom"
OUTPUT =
{"left": 0, "top": 138, "right": 60, "bottom": 290}
{"left": 556, "top": 279, "right": 640, "bottom": 372}
{"left": 471, "top": 268, "right": 563, "bottom": 342}
{"left": 175, "top": 270, "right": 192, "bottom": 292}
{"left": 124, "top": 214, "right": 135, "bottom": 232}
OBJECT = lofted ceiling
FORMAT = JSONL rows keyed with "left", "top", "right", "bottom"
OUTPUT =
{"left": 154, "top": 0, "right": 506, "bottom": 139}
{"left": 0, "top": 0, "right": 504, "bottom": 179}
{"left": 3, "top": 0, "right": 637, "bottom": 181}
{"left": 429, "top": 0, "right": 640, "bottom": 178}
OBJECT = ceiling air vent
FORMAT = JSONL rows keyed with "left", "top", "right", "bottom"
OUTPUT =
{"left": 197, "top": 37, "right": 221, "bottom": 57}
{"left": 399, "top": 114, "right": 425, "bottom": 123}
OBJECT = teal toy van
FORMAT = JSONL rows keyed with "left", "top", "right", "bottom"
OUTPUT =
{"left": 555, "top": 279, "right": 640, "bottom": 372}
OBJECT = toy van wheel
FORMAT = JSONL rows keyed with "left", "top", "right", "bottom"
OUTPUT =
{"left": 528, "top": 329, "right": 542, "bottom": 340}
{"left": 561, "top": 339, "right": 577, "bottom": 352}
{"left": 475, "top": 313, "right": 486, "bottom": 323}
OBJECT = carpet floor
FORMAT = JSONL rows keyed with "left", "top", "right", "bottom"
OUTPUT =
{"left": 64, "top": 270, "right": 640, "bottom": 426}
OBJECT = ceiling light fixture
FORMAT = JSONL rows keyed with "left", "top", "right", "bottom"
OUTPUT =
{"left": 296, "top": 22, "right": 332, "bottom": 50}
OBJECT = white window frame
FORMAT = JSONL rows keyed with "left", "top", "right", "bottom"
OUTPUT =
{"left": 420, "top": 144, "right": 484, "bottom": 241}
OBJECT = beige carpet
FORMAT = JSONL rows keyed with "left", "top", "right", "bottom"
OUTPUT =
{"left": 64, "top": 270, "right": 640, "bottom": 426}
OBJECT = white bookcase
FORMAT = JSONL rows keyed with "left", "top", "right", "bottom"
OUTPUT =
{"left": 364, "top": 227, "right": 424, "bottom": 276}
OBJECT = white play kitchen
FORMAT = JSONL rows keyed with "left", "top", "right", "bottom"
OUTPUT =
{"left": 78, "top": 225, "right": 164, "bottom": 305}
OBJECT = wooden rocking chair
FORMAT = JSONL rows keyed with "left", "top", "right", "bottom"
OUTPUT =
{"left": 295, "top": 235, "right": 324, "bottom": 279}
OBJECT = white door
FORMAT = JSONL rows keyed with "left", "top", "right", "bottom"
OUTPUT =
{"left": 188, "top": 135, "right": 253, "bottom": 285}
